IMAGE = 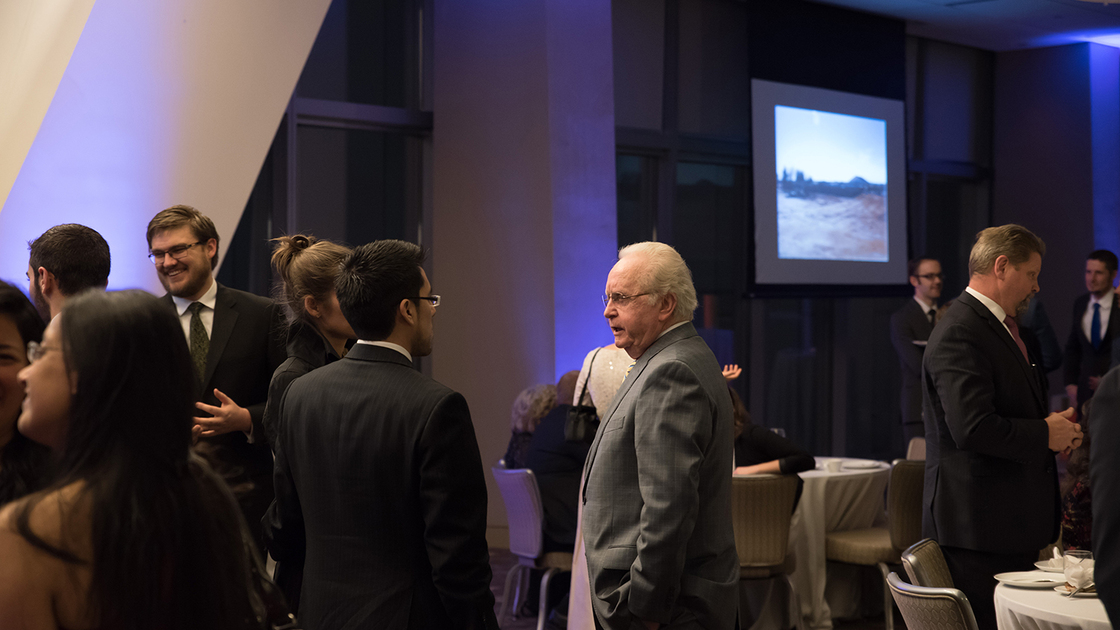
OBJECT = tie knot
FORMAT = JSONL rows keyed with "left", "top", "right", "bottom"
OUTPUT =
{"left": 188, "top": 302, "right": 205, "bottom": 315}
{"left": 1094, "top": 302, "right": 1101, "bottom": 312}
{"left": 1004, "top": 316, "right": 1018, "bottom": 331}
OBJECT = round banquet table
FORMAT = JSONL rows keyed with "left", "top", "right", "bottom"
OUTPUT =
{"left": 781, "top": 456, "right": 891, "bottom": 630}
{"left": 995, "top": 583, "right": 1111, "bottom": 630}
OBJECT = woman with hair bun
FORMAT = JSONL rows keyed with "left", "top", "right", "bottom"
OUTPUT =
{"left": 261, "top": 234, "right": 355, "bottom": 444}
{"left": 262, "top": 234, "right": 354, "bottom": 614}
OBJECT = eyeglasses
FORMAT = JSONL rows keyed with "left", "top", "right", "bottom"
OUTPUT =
{"left": 149, "top": 241, "right": 205, "bottom": 263}
{"left": 408, "top": 295, "right": 441, "bottom": 307}
{"left": 27, "top": 341, "right": 62, "bottom": 363}
{"left": 602, "top": 292, "right": 650, "bottom": 307}
{"left": 916, "top": 273, "right": 943, "bottom": 281}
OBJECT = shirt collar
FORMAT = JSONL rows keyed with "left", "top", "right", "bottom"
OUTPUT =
{"left": 965, "top": 286, "right": 1008, "bottom": 323}
{"left": 1091, "top": 288, "right": 1114, "bottom": 307}
{"left": 913, "top": 295, "right": 934, "bottom": 313}
{"left": 171, "top": 278, "right": 217, "bottom": 315}
{"left": 355, "top": 339, "right": 412, "bottom": 362}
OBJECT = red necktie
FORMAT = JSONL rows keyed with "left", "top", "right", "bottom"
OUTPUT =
{"left": 1004, "top": 316, "right": 1029, "bottom": 363}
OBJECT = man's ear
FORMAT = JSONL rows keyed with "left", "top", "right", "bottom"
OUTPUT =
{"left": 37, "top": 267, "right": 56, "bottom": 296}
{"left": 398, "top": 298, "right": 416, "bottom": 325}
{"left": 657, "top": 293, "right": 678, "bottom": 321}
{"left": 993, "top": 255, "right": 1010, "bottom": 279}
{"left": 909, "top": 275, "right": 920, "bottom": 289}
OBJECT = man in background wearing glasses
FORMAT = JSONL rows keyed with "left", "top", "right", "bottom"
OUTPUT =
{"left": 267, "top": 240, "right": 498, "bottom": 630}
{"left": 890, "top": 257, "right": 943, "bottom": 446}
{"left": 26, "top": 223, "right": 111, "bottom": 321}
{"left": 146, "top": 204, "right": 285, "bottom": 553}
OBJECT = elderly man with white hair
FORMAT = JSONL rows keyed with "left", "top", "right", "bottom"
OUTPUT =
{"left": 581, "top": 242, "right": 739, "bottom": 630}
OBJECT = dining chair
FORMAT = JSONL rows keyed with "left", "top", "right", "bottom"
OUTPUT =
{"left": 902, "top": 538, "right": 954, "bottom": 588}
{"left": 886, "top": 572, "right": 979, "bottom": 630}
{"left": 731, "top": 474, "right": 805, "bottom": 630}
{"left": 906, "top": 437, "right": 926, "bottom": 461}
{"left": 491, "top": 463, "right": 574, "bottom": 630}
{"left": 824, "top": 459, "right": 924, "bottom": 630}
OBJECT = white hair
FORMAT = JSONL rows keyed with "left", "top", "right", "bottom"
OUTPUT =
{"left": 617, "top": 242, "right": 697, "bottom": 323}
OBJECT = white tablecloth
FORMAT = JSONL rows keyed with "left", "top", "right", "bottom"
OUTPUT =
{"left": 785, "top": 457, "right": 891, "bottom": 630}
{"left": 996, "top": 583, "right": 1111, "bottom": 630}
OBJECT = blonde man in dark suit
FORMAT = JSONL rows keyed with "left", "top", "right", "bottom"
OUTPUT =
{"left": 923, "top": 224, "right": 1082, "bottom": 629}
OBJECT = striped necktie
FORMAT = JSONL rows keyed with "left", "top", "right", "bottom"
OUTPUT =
{"left": 188, "top": 302, "right": 209, "bottom": 380}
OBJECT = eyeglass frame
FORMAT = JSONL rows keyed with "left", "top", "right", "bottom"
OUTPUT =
{"left": 602, "top": 292, "right": 651, "bottom": 308}
{"left": 148, "top": 241, "right": 206, "bottom": 264}
{"left": 407, "top": 295, "right": 441, "bottom": 307}
{"left": 914, "top": 273, "right": 943, "bottom": 281}
{"left": 27, "top": 341, "right": 62, "bottom": 363}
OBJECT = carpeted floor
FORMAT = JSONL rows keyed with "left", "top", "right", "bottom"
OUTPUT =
{"left": 488, "top": 547, "right": 905, "bottom": 630}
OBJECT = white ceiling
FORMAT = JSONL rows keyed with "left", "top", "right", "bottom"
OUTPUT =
{"left": 811, "top": 0, "right": 1120, "bottom": 51}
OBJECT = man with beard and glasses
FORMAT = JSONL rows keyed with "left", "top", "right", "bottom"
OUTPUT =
{"left": 146, "top": 205, "right": 285, "bottom": 552}
{"left": 26, "top": 224, "right": 111, "bottom": 321}
{"left": 922, "top": 224, "right": 1082, "bottom": 630}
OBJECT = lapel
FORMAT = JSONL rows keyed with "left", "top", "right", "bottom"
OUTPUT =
{"left": 910, "top": 299, "right": 935, "bottom": 338}
{"left": 1105, "top": 294, "right": 1120, "bottom": 343}
{"left": 958, "top": 291, "right": 1045, "bottom": 410}
{"left": 203, "top": 284, "right": 237, "bottom": 393}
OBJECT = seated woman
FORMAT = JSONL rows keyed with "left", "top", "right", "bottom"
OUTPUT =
{"left": 503, "top": 383, "right": 556, "bottom": 469}
{"left": 0, "top": 290, "right": 273, "bottom": 629}
{"left": 0, "top": 281, "right": 50, "bottom": 506}
{"left": 730, "top": 387, "right": 814, "bottom": 509}
{"left": 262, "top": 234, "right": 355, "bottom": 444}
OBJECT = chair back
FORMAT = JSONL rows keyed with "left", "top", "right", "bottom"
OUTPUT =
{"left": 906, "top": 437, "right": 926, "bottom": 460}
{"left": 491, "top": 464, "right": 544, "bottom": 560}
{"left": 902, "top": 538, "right": 955, "bottom": 588}
{"left": 886, "top": 572, "right": 978, "bottom": 630}
{"left": 888, "top": 459, "right": 925, "bottom": 552}
{"left": 731, "top": 474, "right": 799, "bottom": 568}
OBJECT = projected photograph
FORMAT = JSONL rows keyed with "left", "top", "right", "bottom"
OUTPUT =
{"left": 775, "top": 105, "right": 888, "bottom": 262}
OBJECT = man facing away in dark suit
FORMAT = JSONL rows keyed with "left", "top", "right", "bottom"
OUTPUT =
{"left": 266, "top": 240, "right": 498, "bottom": 630}
{"left": 582, "top": 242, "right": 738, "bottom": 630}
{"left": 1064, "top": 249, "right": 1119, "bottom": 412}
{"left": 923, "top": 224, "right": 1083, "bottom": 630}
{"left": 26, "top": 223, "right": 111, "bottom": 321}
{"left": 146, "top": 205, "right": 284, "bottom": 551}
{"left": 890, "top": 257, "right": 942, "bottom": 444}
{"left": 1089, "top": 365, "right": 1120, "bottom": 625}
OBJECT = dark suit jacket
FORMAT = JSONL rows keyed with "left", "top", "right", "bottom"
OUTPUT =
{"left": 267, "top": 344, "right": 497, "bottom": 630}
{"left": 164, "top": 284, "right": 285, "bottom": 545}
{"left": 890, "top": 299, "right": 935, "bottom": 429}
{"left": 524, "top": 404, "right": 590, "bottom": 550}
{"left": 582, "top": 323, "right": 739, "bottom": 629}
{"left": 922, "top": 291, "right": 1057, "bottom": 553}
{"left": 1090, "top": 365, "right": 1120, "bottom": 623}
{"left": 1064, "top": 293, "right": 1120, "bottom": 408}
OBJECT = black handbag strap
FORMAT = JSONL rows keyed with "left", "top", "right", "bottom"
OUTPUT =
{"left": 576, "top": 348, "right": 601, "bottom": 407}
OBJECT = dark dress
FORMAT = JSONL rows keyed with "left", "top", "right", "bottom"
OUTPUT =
{"left": 261, "top": 321, "right": 342, "bottom": 615}
{"left": 734, "top": 423, "right": 814, "bottom": 509}
{"left": 1061, "top": 479, "right": 1092, "bottom": 551}
{"left": 503, "top": 432, "right": 534, "bottom": 470}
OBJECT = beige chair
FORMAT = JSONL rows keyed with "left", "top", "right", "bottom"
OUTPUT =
{"left": 906, "top": 437, "right": 926, "bottom": 461}
{"left": 886, "top": 572, "right": 979, "bottom": 630}
{"left": 902, "top": 538, "right": 954, "bottom": 588}
{"left": 731, "top": 474, "right": 804, "bottom": 630}
{"left": 491, "top": 463, "right": 573, "bottom": 630}
{"left": 824, "top": 459, "right": 924, "bottom": 630}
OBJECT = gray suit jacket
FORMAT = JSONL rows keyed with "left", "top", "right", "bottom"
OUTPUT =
{"left": 581, "top": 323, "right": 739, "bottom": 629}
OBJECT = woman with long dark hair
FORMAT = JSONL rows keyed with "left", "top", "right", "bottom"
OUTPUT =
{"left": 0, "top": 280, "right": 50, "bottom": 506}
{"left": 0, "top": 290, "right": 269, "bottom": 629}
